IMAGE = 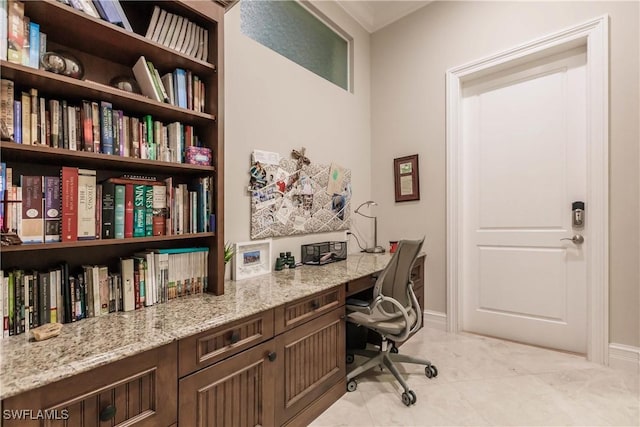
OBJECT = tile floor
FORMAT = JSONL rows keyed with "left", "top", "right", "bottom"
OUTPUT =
{"left": 310, "top": 327, "right": 640, "bottom": 427}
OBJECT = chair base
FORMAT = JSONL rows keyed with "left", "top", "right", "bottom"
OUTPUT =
{"left": 346, "top": 340, "right": 435, "bottom": 404}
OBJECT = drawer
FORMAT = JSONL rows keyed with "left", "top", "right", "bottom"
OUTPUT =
{"left": 346, "top": 274, "right": 376, "bottom": 297}
{"left": 275, "top": 286, "right": 345, "bottom": 335}
{"left": 2, "top": 342, "right": 177, "bottom": 427}
{"left": 178, "top": 310, "right": 274, "bottom": 377}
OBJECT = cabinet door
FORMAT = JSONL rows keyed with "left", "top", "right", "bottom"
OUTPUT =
{"left": 178, "top": 341, "right": 277, "bottom": 427}
{"left": 274, "top": 307, "right": 345, "bottom": 426}
{"left": 1, "top": 343, "right": 177, "bottom": 427}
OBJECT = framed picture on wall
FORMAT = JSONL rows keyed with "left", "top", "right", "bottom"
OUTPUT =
{"left": 232, "top": 239, "right": 273, "bottom": 280}
{"left": 394, "top": 154, "right": 420, "bottom": 202}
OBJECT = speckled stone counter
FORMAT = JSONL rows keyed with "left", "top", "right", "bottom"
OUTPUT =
{"left": 0, "top": 252, "right": 395, "bottom": 400}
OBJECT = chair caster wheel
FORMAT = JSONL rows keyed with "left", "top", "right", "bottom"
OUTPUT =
{"left": 346, "top": 379, "right": 357, "bottom": 392}
{"left": 401, "top": 390, "right": 416, "bottom": 406}
{"left": 390, "top": 345, "right": 399, "bottom": 354}
{"left": 346, "top": 353, "right": 355, "bottom": 364}
{"left": 425, "top": 365, "right": 438, "bottom": 378}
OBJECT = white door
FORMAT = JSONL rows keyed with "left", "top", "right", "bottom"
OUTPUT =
{"left": 461, "top": 46, "right": 587, "bottom": 353}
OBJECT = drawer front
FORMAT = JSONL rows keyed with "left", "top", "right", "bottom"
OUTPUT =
{"left": 2, "top": 343, "right": 177, "bottom": 427}
{"left": 178, "top": 310, "right": 274, "bottom": 377}
{"left": 345, "top": 275, "right": 376, "bottom": 297}
{"left": 275, "top": 287, "right": 344, "bottom": 335}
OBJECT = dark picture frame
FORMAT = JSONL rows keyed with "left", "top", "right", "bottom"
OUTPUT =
{"left": 394, "top": 154, "right": 420, "bottom": 202}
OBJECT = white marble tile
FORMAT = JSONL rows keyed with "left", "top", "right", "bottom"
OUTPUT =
{"left": 309, "top": 389, "right": 374, "bottom": 427}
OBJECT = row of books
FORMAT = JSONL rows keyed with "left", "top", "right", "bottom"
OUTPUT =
{"left": 133, "top": 56, "right": 207, "bottom": 113}
{"left": 57, "top": 0, "right": 132, "bottom": 32}
{"left": 0, "top": 166, "right": 214, "bottom": 243}
{"left": 145, "top": 5, "right": 208, "bottom": 62}
{"left": 1, "top": 0, "right": 47, "bottom": 68}
{"left": 0, "top": 80, "right": 207, "bottom": 164}
{"left": 1, "top": 247, "right": 209, "bottom": 338}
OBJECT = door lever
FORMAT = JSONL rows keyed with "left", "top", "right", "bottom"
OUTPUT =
{"left": 560, "top": 234, "right": 584, "bottom": 245}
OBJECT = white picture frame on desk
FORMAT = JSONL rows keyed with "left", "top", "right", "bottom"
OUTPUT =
{"left": 232, "top": 239, "right": 272, "bottom": 280}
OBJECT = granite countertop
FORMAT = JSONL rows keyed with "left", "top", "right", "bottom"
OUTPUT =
{"left": 0, "top": 252, "right": 395, "bottom": 400}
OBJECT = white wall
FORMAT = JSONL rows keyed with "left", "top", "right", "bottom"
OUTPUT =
{"left": 371, "top": 1, "right": 639, "bottom": 347}
{"left": 224, "top": 1, "right": 372, "bottom": 274}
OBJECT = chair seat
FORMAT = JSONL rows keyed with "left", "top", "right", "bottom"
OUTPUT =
{"left": 347, "top": 306, "right": 417, "bottom": 336}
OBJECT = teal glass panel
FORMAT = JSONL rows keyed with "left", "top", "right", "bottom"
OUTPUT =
{"left": 241, "top": 0, "right": 349, "bottom": 90}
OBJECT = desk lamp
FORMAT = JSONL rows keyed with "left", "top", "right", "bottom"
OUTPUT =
{"left": 354, "top": 201, "right": 385, "bottom": 253}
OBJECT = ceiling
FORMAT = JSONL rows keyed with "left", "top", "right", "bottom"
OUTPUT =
{"left": 336, "top": 0, "right": 432, "bottom": 33}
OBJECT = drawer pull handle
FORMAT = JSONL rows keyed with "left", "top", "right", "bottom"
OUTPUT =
{"left": 230, "top": 331, "right": 240, "bottom": 344}
{"left": 99, "top": 405, "right": 117, "bottom": 421}
{"left": 268, "top": 351, "right": 277, "bottom": 362}
{"left": 310, "top": 300, "right": 320, "bottom": 309}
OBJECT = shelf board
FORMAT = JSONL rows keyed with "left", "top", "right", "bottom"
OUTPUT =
{"left": 1, "top": 62, "right": 216, "bottom": 126}
{"left": 0, "top": 142, "right": 215, "bottom": 175}
{"left": 24, "top": 0, "right": 216, "bottom": 76}
{"left": 1, "top": 232, "right": 216, "bottom": 253}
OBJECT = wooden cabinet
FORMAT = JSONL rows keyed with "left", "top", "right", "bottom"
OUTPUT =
{"left": 1, "top": 0, "right": 226, "bottom": 294}
{"left": 178, "top": 340, "right": 278, "bottom": 427}
{"left": 2, "top": 343, "right": 177, "bottom": 427}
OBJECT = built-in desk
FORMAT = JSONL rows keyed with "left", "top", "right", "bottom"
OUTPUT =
{"left": 0, "top": 253, "right": 424, "bottom": 426}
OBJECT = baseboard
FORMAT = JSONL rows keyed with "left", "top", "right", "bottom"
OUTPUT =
{"left": 423, "top": 310, "right": 447, "bottom": 331}
{"left": 609, "top": 343, "right": 640, "bottom": 373}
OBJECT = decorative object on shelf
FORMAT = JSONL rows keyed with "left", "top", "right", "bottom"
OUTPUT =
{"left": 109, "top": 76, "right": 141, "bottom": 94}
{"left": 185, "top": 146, "right": 212, "bottom": 166}
{"left": 0, "top": 231, "right": 22, "bottom": 246}
{"left": 354, "top": 201, "right": 385, "bottom": 253}
{"left": 249, "top": 148, "right": 351, "bottom": 239}
{"left": 394, "top": 154, "right": 420, "bottom": 202}
{"left": 40, "top": 51, "right": 84, "bottom": 79}
{"left": 232, "top": 239, "right": 272, "bottom": 280}
{"left": 389, "top": 240, "right": 399, "bottom": 253}
{"left": 30, "top": 323, "right": 63, "bottom": 341}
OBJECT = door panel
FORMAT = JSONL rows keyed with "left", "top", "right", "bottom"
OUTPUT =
{"left": 461, "top": 46, "right": 587, "bottom": 353}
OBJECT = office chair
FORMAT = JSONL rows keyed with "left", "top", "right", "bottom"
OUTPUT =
{"left": 345, "top": 238, "right": 437, "bottom": 406}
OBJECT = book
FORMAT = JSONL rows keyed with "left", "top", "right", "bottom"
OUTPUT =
{"left": 29, "top": 88, "right": 38, "bottom": 144}
{"left": 130, "top": 116, "right": 140, "bottom": 158}
{"left": 119, "top": 258, "right": 135, "bottom": 311}
{"left": 132, "top": 183, "right": 145, "bottom": 237}
{"left": 61, "top": 166, "right": 78, "bottom": 241}
{"left": 93, "top": 0, "right": 131, "bottom": 31}
{"left": 21, "top": 15, "right": 28, "bottom": 66}
{"left": 20, "top": 91, "right": 29, "bottom": 145}
{"left": 100, "top": 101, "right": 113, "bottom": 154}
{"left": 38, "top": 31, "right": 46, "bottom": 70}
{"left": 150, "top": 8, "right": 167, "bottom": 43}
{"left": 98, "top": 266, "right": 109, "bottom": 315}
{"left": 91, "top": 101, "right": 100, "bottom": 152}
{"left": 147, "top": 61, "right": 169, "bottom": 103}
{"left": 133, "top": 56, "right": 162, "bottom": 102}
{"left": 77, "top": 0, "right": 99, "bottom": 18}
{"left": 95, "top": 183, "right": 101, "bottom": 239}
{"left": 49, "top": 99, "right": 59, "bottom": 147}
{"left": 144, "top": 5, "right": 161, "bottom": 39}
{"left": 67, "top": 104, "right": 76, "bottom": 150}
{"left": 114, "top": 184, "right": 125, "bottom": 238}
{"left": 110, "top": 0, "right": 132, "bottom": 32}
{"left": 179, "top": 21, "right": 193, "bottom": 55}
{"left": 20, "top": 175, "right": 43, "bottom": 243}
{"left": 13, "top": 100, "right": 20, "bottom": 143}
{"left": 111, "top": 108, "right": 120, "bottom": 156}
{"left": 38, "top": 96, "right": 46, "bottom": 146}
{"left": 77, "top": 169, "right": 96, "bottom": 240}
{"left": 44, "top": 176, "right": 61, "bottom": 242}
{"left": 101, "top": 181, "right": 115, "bottom": 238}
{"left": 168, "top": 15, "right": 185, "bottom": 50}
{"left": 0, "top": 0, "right": 7, "bottom": 61}
{"left": 159, "top": 12, "right": 177, "bottom": 46}
{"left": 0, "top": 79, "right": 14, "bottom": 141}
{"left": 124, "top": 183, "right": 133, "bottom": 238}
{"left": 144, "top": 115, "right": 155, "bottom": 160}
{"left": 61, "top": 99, "right": 68, "bottom": 149}
{"left": 81, "top": 100, "right": 93, "bottom": 152}
{"left": 28, "top": 21, "right": 39, "bottom": 68}
{"left": 174, "top": 69, "right": 187, "bottom": 109}
{"left": 6, "top": 0, "right": 24, "bottom": 64}
{"left": 145, "top": 184, "right": 153, "bottom": 236}
{"left": 161, "top": 73, "right": 175, "bottom": 106}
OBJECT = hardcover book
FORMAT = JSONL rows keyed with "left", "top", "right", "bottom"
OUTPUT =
{"left": 61, "top": 166, "right": 78, "bottom": 241}
{"left": 132, "top": 183, "right": 145, "bottom": 237}
{"left": 44, "top": 176, "right": 61, "bottom": 242}
{"left": 101, "top": 181, "right": 115, "bottom": 239}
{"left": 77, "top": 169, "right": 96, "bottom": 240}
{"left": 20, "top": 175, "right": 43, "bottom": 243}
{"left": 114, "top": 184, "right": 125, "bottom": 238}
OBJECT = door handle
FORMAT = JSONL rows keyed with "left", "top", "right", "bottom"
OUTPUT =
{"left": 560, "top": 234, "right": 584, "bottom": 245}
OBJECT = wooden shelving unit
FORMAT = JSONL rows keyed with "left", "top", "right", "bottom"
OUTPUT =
{"left": 1, "top": 0, "right": 225, "bottom": 294}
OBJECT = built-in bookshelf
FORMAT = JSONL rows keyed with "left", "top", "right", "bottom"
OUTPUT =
{"left": 0, "top": 0, "right": 225, "bottom": 337}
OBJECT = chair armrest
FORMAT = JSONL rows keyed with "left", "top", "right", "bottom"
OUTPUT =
{"left": 346, "top": 298, "right": 371, "bottom": 314}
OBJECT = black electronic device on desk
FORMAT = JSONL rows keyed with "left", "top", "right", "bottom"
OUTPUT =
{"left": 301, "top": 241, "right": 347, "bottom": 265}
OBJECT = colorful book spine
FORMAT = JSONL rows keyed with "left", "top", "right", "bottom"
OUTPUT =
{"left": 81, "top": 100, "right": 93, "bottom": 152}
{"left": 28, "top": 21, "right": 39, "bottom": 68}
{"left": 20, "top": 175, "right": 43, "bottom": 243}
{"left": 0, "top": 79, "right": 14, "bottom": 141}
{"left": 124, "top": 184, "right": 134, "bottom": 238}
{"left": 77, "top": 169, "right": 96, "bottom": 240}
{"left": 61, "top": 166, "right": 78, "bottom": 242}
{"left": 114, "top": 184, "right": 125, "bottom": 239}
{"left": 6, "top": 0, "right": 23, "bottom": 64}
{"left": 44, "top": 176, "right": 61, "bottom": 242}
{"left": 13, "top": 99, "right": 20, "bottom": 143}
{"left": 100, "top": 101, "right": 113, "bottom": 154}
{"left": 145, "top": 185, "right": 153, "bottom": 236}
{"left": 132, "top": 183, "right": 145, "bottom": 237}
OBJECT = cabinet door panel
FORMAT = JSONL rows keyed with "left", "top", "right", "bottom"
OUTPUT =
{"left": 179, "top": 341, "right": 276, "bottom": 427}
{"left": 275, "top": 307, "right": 345, "bottom": 425}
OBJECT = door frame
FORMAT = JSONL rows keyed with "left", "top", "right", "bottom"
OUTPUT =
{"left": 445, "top": 16, "right": 609, "bottom": 364}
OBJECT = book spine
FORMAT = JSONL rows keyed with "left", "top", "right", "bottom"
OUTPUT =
{"left": 124, "top": 183, "right": 133, "bottom": 238}
{"left": 145, "top": 184, "right": 153, "bottom": 236}
{"left": 101, "top": 181, "right": 115, "bottom": 239}
{"left": 100, "top": 101, "right": 113, "bottom": 154}
{"left": 0, "top": 79, "right": 14, "bottom": 141}
{"left": 77, "top": 169, "right": 96, "bottom": 240}
{"left": 20, "top": 91, "right": 29, "bottom": 145}
{"left": 44, "top": 176, "right": 61, "bottom": 242}
{"left": 152, "top": 184, "right": 166, "bottom": 236}
{"left": 91, "top": 101, "right": 100, "bottom": 152}
{"left": 114, "top": 184, "right": 125, "bottom": 238}
{"left": 144, "top": 115, "right": 154, "bottom": 160}
{"left": 120, "top": 258, "right": 135, "bottom": 311}
{"left": 49, "top": 99, "right": 59, "bottom": 147}
{"left": 132, "top": 183, "right": 145, "bottom": 237}
{"left": 39, "top": 97, "right": 46, "bottom": 146}
{"left": 99, "top": 266, "right": 109, "bottom": 315}
{"left": 67, "top": 105, "right": 76, "bottom": 150}
{"left": 6, "top": 0, "right": 23, "bottom": 64}
{"left": 61, "top": 99, "right": 68, "bottom": 149}
{"left": 82, "top": 100, "right": 93, "bottom": 152}
{"left": 49, "top": 270, "right": 57, "bottom": 323}
{"left": 39, "top": 272, "right": 49, "bottom": 324}
{"left": 28, "top": 21, "right": 39, "bottom": 68}
{"left": 111, "top": 108, "right": 120, "bottom": 156}
{"left": 29, "top": 88, "right": 37, "bottom": 144}
{"left": 13, "top": 100, "right": 20, "bottom": 143}
{"left": 2, "top": 273, "right": 8, "bottom": 338}
{"left": 38, "top": 31, "right": 46, "bottom": 70}
{"left": 95, "top": 183, "right": 101, "bottom": 239}
{"left": 61, "top": 166, "right": 78, "bottom": 242}
{"left": 20, "top": 175, "right": 43, "bottom": 243}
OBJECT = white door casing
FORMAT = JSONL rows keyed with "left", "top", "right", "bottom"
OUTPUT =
{"left": 461, "top": 47, "right": 587, "bottom": 353}
{"left": 446, "top": 16, "right": 609, "bottom": 363}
